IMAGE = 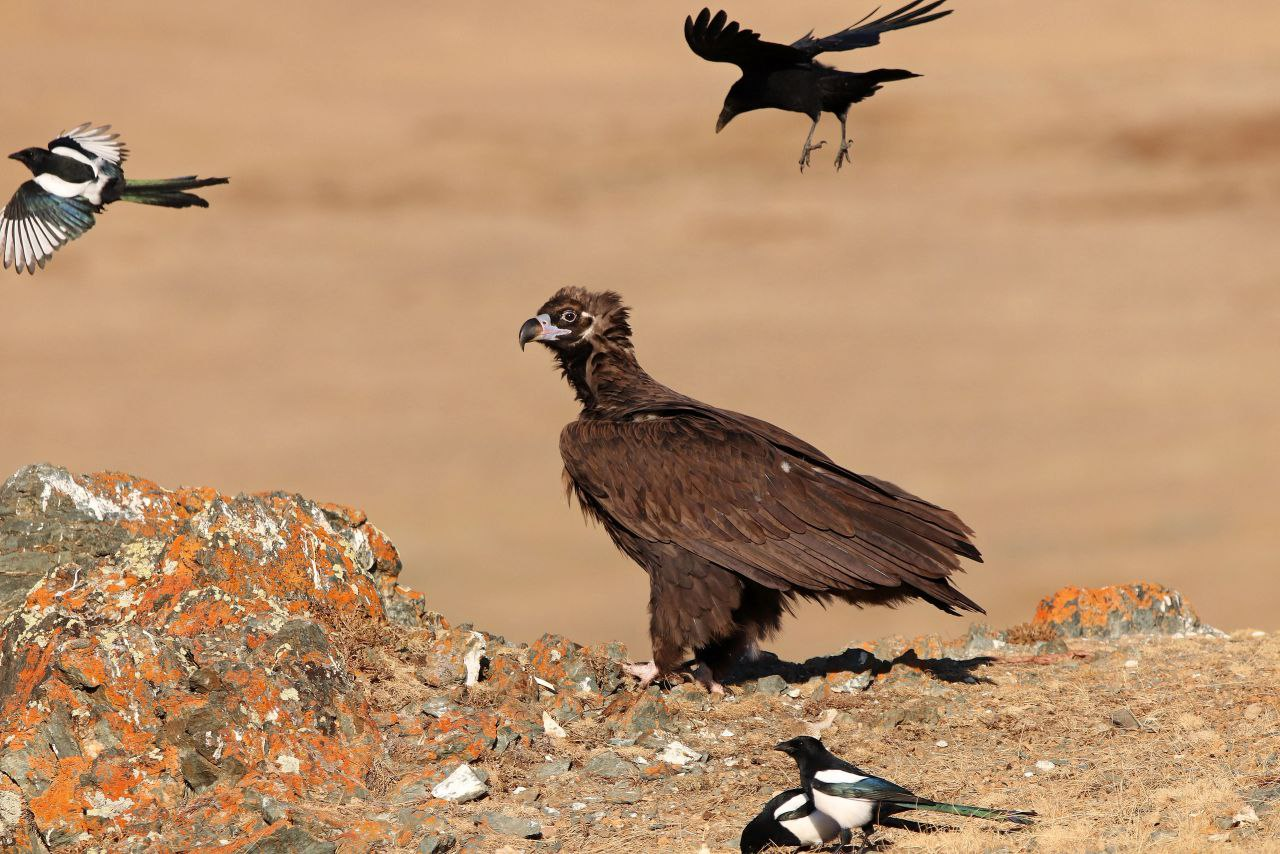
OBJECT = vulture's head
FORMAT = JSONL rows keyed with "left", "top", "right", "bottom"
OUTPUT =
{"left": 519, "top": 287, "right": 633, "bottom": 354}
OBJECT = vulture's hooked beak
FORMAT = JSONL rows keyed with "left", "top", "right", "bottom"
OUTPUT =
{"left": 519, "top": 314, "right": 569, "bottom": 350}
{"left": 715, "top": 108, "right": 735, "bottom": 134}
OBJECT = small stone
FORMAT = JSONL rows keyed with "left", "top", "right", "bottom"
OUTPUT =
{"left": 1244, "top": 704, "right": 1264, "bottom": 721}
{"left": 935, "top": 740, "right": 948, "bottom": 748}
{"left": 418, "top": 835, "right": 455, "bottom": 854}
{"left": 754, "top": 675, "right": 788, "bottom": 695}
{"left": 514, "top": 788, "right": 541, "bottom": 805}
{"left": 1110, "top": 708, "right": 1142, "bottom": 730}
{"left": 535, "top": 759, "right": 572, "bottom": 779}
{"left": 1207, "top": 832, "right": 1230, "bottom": 843}
{"left": 477, "top": 812, "right": 542, "bottom": 839}
{"left": 606, "top": 784, "right": 643, "bottom": 804}
{"left": 542, "top": 712, "right": 567, "bottom": 739}
{"left": 1124, "top": 659, "right": 1139, "bottom": 668}
{"left": 656, "top": 741, "right": 704, "bottom": 767}
{"left": 1233, "top": 806, "right": 1259, "bottom": 825}
{"left": 432, "top": 764, "right": 489, "bottom": 803}
{"left": 1034, "top": 760, "right": 1055, "bottom": 771}
{"left": 584, "top": 751, "right": 638, "bottom": 779}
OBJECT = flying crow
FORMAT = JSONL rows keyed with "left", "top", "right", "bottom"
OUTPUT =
{"left": 2, "top": 123, "right": 229, "bottom": 274}
{"left": 776, "top": 736, "right": 1034, "bottom": 849}
{"left": 740, "top": 788, "right": 840, "bottom": 853}
{"left": 684, "top": 1, "right": 952, "bottom": 170}
{"left": 519, "top": 288, "right": 984, "bottom": 693}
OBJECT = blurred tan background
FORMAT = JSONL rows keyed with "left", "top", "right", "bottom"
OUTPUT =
{"left": 1, "top": 2, "right": 1277, "bottom": 658}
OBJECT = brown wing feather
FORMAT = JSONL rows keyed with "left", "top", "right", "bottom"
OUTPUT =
{"left": 560, "top": 414, "right": 983, "bottom": 615}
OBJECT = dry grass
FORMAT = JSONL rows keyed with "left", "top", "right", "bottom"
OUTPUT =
{"left": 360, "top": 629, "right": 1279, "bottom": 853}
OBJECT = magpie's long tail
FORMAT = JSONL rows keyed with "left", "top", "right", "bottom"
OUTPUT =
{"left": 120, "top": 176, "right": 230, "bottom": 209}
{"left": 894, "top": 800, "right": 1036, "bottom": 826}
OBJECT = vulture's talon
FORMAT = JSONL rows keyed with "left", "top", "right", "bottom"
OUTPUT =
{"left": 623, "top": 661, "right": 661, "bottom": 689}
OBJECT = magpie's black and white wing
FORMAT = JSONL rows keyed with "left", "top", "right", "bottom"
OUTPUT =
{"left": 790, "top": 0, "right": 951, "bottom": 56}
{"left": 49, "top": 123, "right": 129, "bottom": 166}
{"left": 0, "top": 182, "right": 97, "bottom": 274}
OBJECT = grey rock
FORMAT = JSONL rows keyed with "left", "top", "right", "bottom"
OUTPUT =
{"left": 418, "top": 835, "right": 455, "bottom": 854}
{"left": 477, "top": 812, "right": 542, "bottom": 839}
{"left": 754, "top": 675, "right": 789, "bottom": 695}
{"left": 535, "top": 758, "right": 572, "bottom": 779}
{"left": 243, "top": 826, "right": 336, "bottom": 854}
{"left": 1110, "top": 708, "right": 1142, "bottom": 730}
{"left": 606, "top": 784, "right": 643, "bottom": 804}
{"left": 584, "top": 751, "right": 638, "bottom": 779}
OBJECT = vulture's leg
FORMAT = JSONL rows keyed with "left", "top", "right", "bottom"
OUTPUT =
{"left": 835, "top": 112, "right": 854, "bottom": 170}
{"left": 798, "top": 116, "right": 826, "bottom": 172}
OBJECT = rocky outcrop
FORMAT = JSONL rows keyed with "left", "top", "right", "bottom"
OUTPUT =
{"left": 0, "top": 465, "right": 1248, "bottom": 853}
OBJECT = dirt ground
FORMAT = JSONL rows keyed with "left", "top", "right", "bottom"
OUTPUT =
{"left": 0, "top": 2, "right": 1277, "bottom": 659}
{"left": 432, "top": 629, "right": 1280, "bottom": 853}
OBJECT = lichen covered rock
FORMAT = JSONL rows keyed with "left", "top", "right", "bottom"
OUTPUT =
{"left": 0, "top": 465, "right": 1237, "bottom": 852}
{"left": 1032, "top": 583, "right": 1217, "bottom": 638}
{"left": 0, "top": 465, "right": 393, "bottom": 850}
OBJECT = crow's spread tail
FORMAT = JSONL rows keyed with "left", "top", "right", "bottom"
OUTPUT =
{"left": 898, "top": 801, "right": 1036, "bottom": 826}
{"left": 825, "top": 69, "right": 920, "bottom": 105}
{"left": 867, "top": 68, "right": 921, "bottom": 84}
{"left": 121, "top": 176, "right": 229, "bottom": 209}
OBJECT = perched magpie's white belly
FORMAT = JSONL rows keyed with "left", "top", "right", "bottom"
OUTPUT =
{"left": 780, "top": 810, "right": 841, "bottom": 846}
{"left": 812, "top": 791, "right": 875, "bottom": 829}
{"left": 34, "top": 173, "right": 92, "bottom": 199}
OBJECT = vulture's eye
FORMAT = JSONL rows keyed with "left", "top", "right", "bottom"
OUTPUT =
{"left": 560, "top": 310, "right": 578, "bottom": 324}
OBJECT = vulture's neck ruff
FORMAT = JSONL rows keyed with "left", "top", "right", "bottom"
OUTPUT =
{"left": 544, "top": 296, "right": 679, "bottom": 418}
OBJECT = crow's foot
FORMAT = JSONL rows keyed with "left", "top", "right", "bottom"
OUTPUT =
{"left": 799, "top": 140, "right": 827, "bottom": 172}
{"left": 835, "top": 140, "right": 855, "bottom": 171}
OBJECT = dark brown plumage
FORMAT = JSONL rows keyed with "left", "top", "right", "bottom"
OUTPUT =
{"left": 520, "top": 288, "right": 983, "bottom": 690}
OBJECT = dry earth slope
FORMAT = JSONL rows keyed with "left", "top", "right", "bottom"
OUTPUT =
{"left": 0, "top": 466, "right": 1276, "bottom": 853}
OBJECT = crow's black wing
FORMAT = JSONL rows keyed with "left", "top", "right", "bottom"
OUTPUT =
{"left": 0, "top": 182, "right": 97, "bottom": 274}
{"left": 685, "top": 8, "right": 808, "bottom": 69}
{"left": 791, "top": 0, "right": 951, "bottom": 56}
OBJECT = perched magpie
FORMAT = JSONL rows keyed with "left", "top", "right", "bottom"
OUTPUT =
{"left": 776, "top": 736, "right": 1034, "bottom": 849}
{"left": 741, "top": 788, "right": 840, "bottom": 853}
{"left": 1, "top": 124, "right": 229, "bottom": 274}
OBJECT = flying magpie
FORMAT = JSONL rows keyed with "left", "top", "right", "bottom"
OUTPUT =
{"left": 776, "top": 736, "right": 1034, "bottom": 850}
{"left": 1, "top": 124, "right": 229, "bottom": 274}
{"left": 741, "top": 788, "right": 840, "bottom": 853}
{"left": 684, "top": 1, "right": 952, "bottom": 171}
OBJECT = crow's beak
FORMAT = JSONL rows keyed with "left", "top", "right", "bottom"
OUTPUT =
{"left": 519, "top": 314, "right": 569, "bottom": 350}
{"left": 774, "top": 741, "right": 791, "bottom": 754}
{"left": 715, "top": 109, "right": 734, "bottom": 134}
{"left": 7, "top": 152, "right": 20, "bottom": 161}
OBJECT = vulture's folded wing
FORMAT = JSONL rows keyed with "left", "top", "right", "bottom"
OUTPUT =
{"left": 685, "top": 8, "right": 809, "bottom": 69}
{"left": 561, "top": 414, "right": 982, "bottom": 611}
{"left": 790, "top": 0, "right": 951, "bottom": 56}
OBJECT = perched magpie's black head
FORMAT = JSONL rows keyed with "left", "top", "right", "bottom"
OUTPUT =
{"left": 775, "top": 735, "right": 826, "bottom": 760}
{"left": 8, "top": 148, "right": 46, "bottom": 172}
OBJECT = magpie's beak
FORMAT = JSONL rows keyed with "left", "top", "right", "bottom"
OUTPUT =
{"left": 519, "top": 314, "right": 569, "bottom": 350}
{"left": 774, "top": 741, "right": 792, "bottom": 754}
{"left": 715, "top": 108, "right": 734, "bottom": 134}
{"left": 7, "top": 152, "right": 20, "bottom": 162}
